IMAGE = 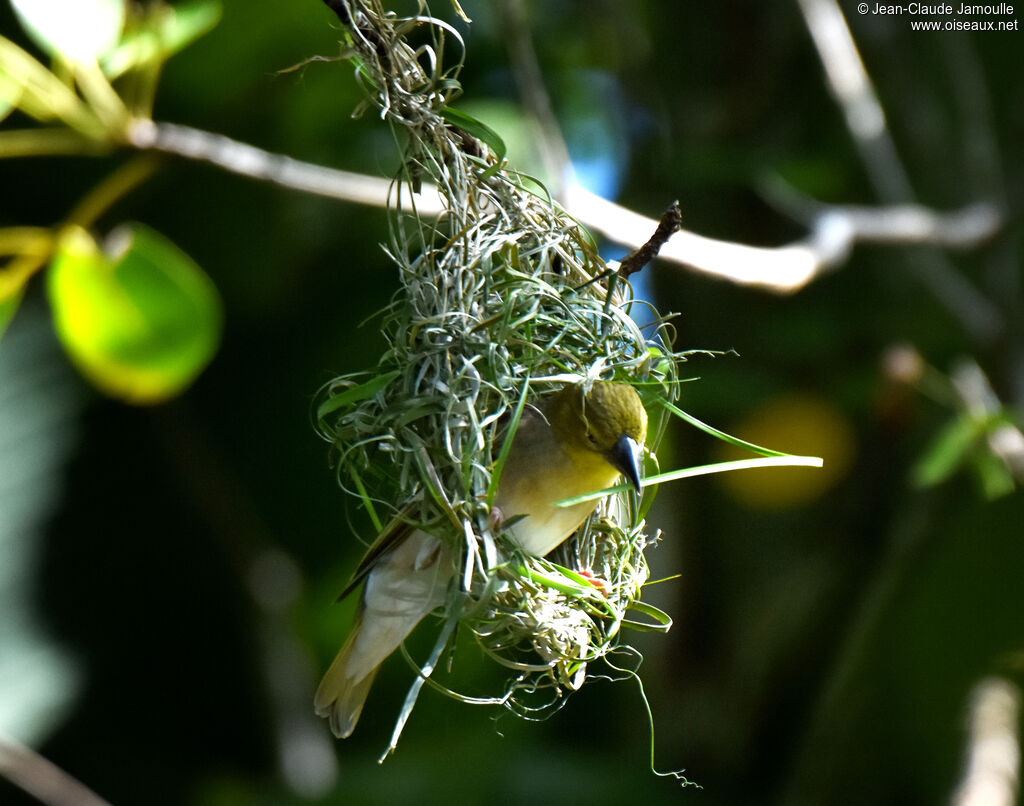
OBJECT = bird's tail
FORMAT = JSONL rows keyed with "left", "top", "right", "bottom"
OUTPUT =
{"left": 314, "top": 612, "right": 379, "bottom": 739}
{"left": 315, "top": 530, "right": 450, "bottom": 738}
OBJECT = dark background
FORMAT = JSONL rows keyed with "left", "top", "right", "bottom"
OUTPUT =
{"left": 1, "top": 1, "right": 1022, "bottom": 803}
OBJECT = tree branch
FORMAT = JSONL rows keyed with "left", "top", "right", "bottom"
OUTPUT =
{"left": 795, "top": 0, "right": 1004, "bottom": 341}
{"left": 617, "top": 201, "right": 682, "bottom": 279}
{"left": 0, "top": 735, "right": 112, "bottom": 806}
{"left": 951, "top": 678, "right": 1021, "bottom": 806}
{"left": 564, "top": 182, "right": 999, "bottom": 293}
{"left": 125, "top": 120, "right": 1002, "bottom": 295}
{"left": 795, "top": 0, "right": 912, "bottom": 199}
{"left": 126, "top": 119, "right": 446, "bottom": 215}
{"left": 497, "top": 0, "right": 573, "bottom": 196}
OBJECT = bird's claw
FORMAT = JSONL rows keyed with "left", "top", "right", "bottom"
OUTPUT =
{"left": 576, "top": 569, "right": 610, "bottom": 597}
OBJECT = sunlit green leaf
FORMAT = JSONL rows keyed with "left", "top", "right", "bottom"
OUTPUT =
{"left": 622, "top": 600, "right": 674, "bottom": 633}
{"left": 317, "top": 370, "right": 401, "bottom": 420}
{"left": 970, "top": 446, "right": 1016, "bottom": 500}
{"left": 555, "top": 455, "right": 824, "bottom": 507}
{"left": 0, "top": 69, "right": 18, "bottom": 122}
{"left": 0, "top": 286, "right": 24, "bottom": 342}
{"left": 440, "top": 106, "right": 507, "bottom": 164}
{"left": 512, "top": 561, "right": 610, "bottom": 602}
{"left": 1, "top": 228, "right": 52, "bottom": 341}
{"left": 456, "top": 98, "right": 554, "bottom": 188}
{"left": 101, "top": 0, "right": 222, "bottom": 79}
{"left": 448, "top": 0, "right": 471, "bottom": 23}
{"left": 11, "top": 0, "right": 125, "bottom": 63}
{"left": 47, "top": 224, "right": 222, "bottom": 404}
{"left": 636, "top": 450, "right": 661, "bottom": 521}
{"left": 658, "top": 397, "right": 790, "bottom": 457}
{"left": 485, "top": 376, "right": 530, "bottom": 505}
{"left": 0, "top": 38, "right": 99, "bottom": 134}
{"left": 911, "top": 414, "right": 981, "bottom": 488}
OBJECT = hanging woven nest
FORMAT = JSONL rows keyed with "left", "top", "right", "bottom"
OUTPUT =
{"left": 315, "top": 0, "right": 686, "bottom": 748}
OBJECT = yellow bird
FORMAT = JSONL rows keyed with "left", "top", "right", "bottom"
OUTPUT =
{"left": 314, "top": 380, "right": 648, "bottom": 738}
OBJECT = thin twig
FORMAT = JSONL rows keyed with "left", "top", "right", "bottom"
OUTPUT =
{"left": 763, "top": 177, "right": 1001, "bottom": 250}
{"left": 565, "top": 182, "right": 999, "bottom": 293}
{"left": 124, "top": 121, "right": 1001, "bottom": 295}
{"left": 126, "top": 119, "right": 446, "bottom": 215}
{"left": 0, "top": 735, "right": 112, "bottom": 806}
{"left": 796, "top": 0, "right": 1003, "bottom": 341}
{"left": 65, "top": 153, "right": 162, "bottom": 229}
{"left": 617, "top": 201, "right": 682, "bottom": 279}
{"left": 795, "top": 0, "right": 912, "bottom": 199}
{"left": 497, "top": 0, "right": 573, "bottom": 195}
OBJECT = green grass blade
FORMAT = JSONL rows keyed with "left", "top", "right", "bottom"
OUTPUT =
{"left": 316, "top": 370, "right": 400, "bottom": 421}
{"left": 556, "top": 455, "right": 824, "bottom": 507}
{"left": 658, "top": 397, "right": 789, "bottom": 457}
{"left": 485, "top": 375, "right": 530, "bottom": 505}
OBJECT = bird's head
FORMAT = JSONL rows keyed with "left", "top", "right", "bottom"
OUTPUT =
{"left": 550, "top": 381, "right": 648, "bottom": 491}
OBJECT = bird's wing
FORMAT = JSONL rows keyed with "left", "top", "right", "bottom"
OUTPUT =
{"left": 337, "top": 510, "right": 417, "bottom": 601}
{"left": 317, "top": 525, "right": 450, "bottom": 737}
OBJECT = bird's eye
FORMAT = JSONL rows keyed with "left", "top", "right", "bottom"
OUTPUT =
{"left": 585, "top": 431, "right": 598, "bottom": 445}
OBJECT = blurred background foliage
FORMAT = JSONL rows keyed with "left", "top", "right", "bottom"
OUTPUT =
{"left": 1, "top": 0, "right": 1022, "bottom": 804}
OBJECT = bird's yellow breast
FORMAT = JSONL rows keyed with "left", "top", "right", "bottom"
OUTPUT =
{"left": 493, "top": 406, "right": 622, "bottom": 556}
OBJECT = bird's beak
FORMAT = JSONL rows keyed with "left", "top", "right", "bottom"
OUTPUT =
{"left": 607, "top": 434, "right": 643, "bottom": 492}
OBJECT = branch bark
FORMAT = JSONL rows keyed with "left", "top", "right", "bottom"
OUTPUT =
{"left": 951, "top": 678, "right": 1021, "bottom": 806}
{"left": 0, "top": 736, "right": 112, "bottom": 806}
{"left": 125, "top": 119, "right": 1002, "bottom": 295}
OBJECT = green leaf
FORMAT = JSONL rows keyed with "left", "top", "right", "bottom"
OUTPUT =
{"left": 622, "top": 600, "right": 674, "bottom": 633}
{"left": 511, "top": 561, "right": 611, "bottom": 605}
{"left": 658, "top": 397, "right": 789, "bottom": 457}
{"left": 486, "top": 375, "right": 530, "bottom": 505}
{"left": 440, "top": 106, "right": 507, "bottom": 164}
{"left": 632, "top": 449, "right": 661, "bottom": 521}
{"left": 1, "top": 228, "right": 52, "bottom": 341}
{"left": 555, "top": 455, "right": 824, "bottom": 507}
{"left": 448, "top": 0, "right": 472, "bottom": 23}
{"left": 0, "top": 286, "right": 24, "bottom": 342}
{"left": 0, "top": 69, "right": 18, "bottom": 122}
{"left": 11, "top": 0, "right": 125, "bottom": 63}
{"left": 911, "top": 414, "right": 982, "bottom": 488}
{"left": 316, "top": 370, "right": 401, "bottom": 421}
{"left": 970, "top": 448, "right": 1016, "bottom": 500}
{"left": 101, "top": 0, "right": 222, "bottom": 79}
{"left": 0, "top": 38, "right": 104, "bottom": 135}
{"left": 47, "top": 224, "right": 222, "bottom": 404}
{"left": 348, "top": 466, "right": 384, "bottom": 534}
